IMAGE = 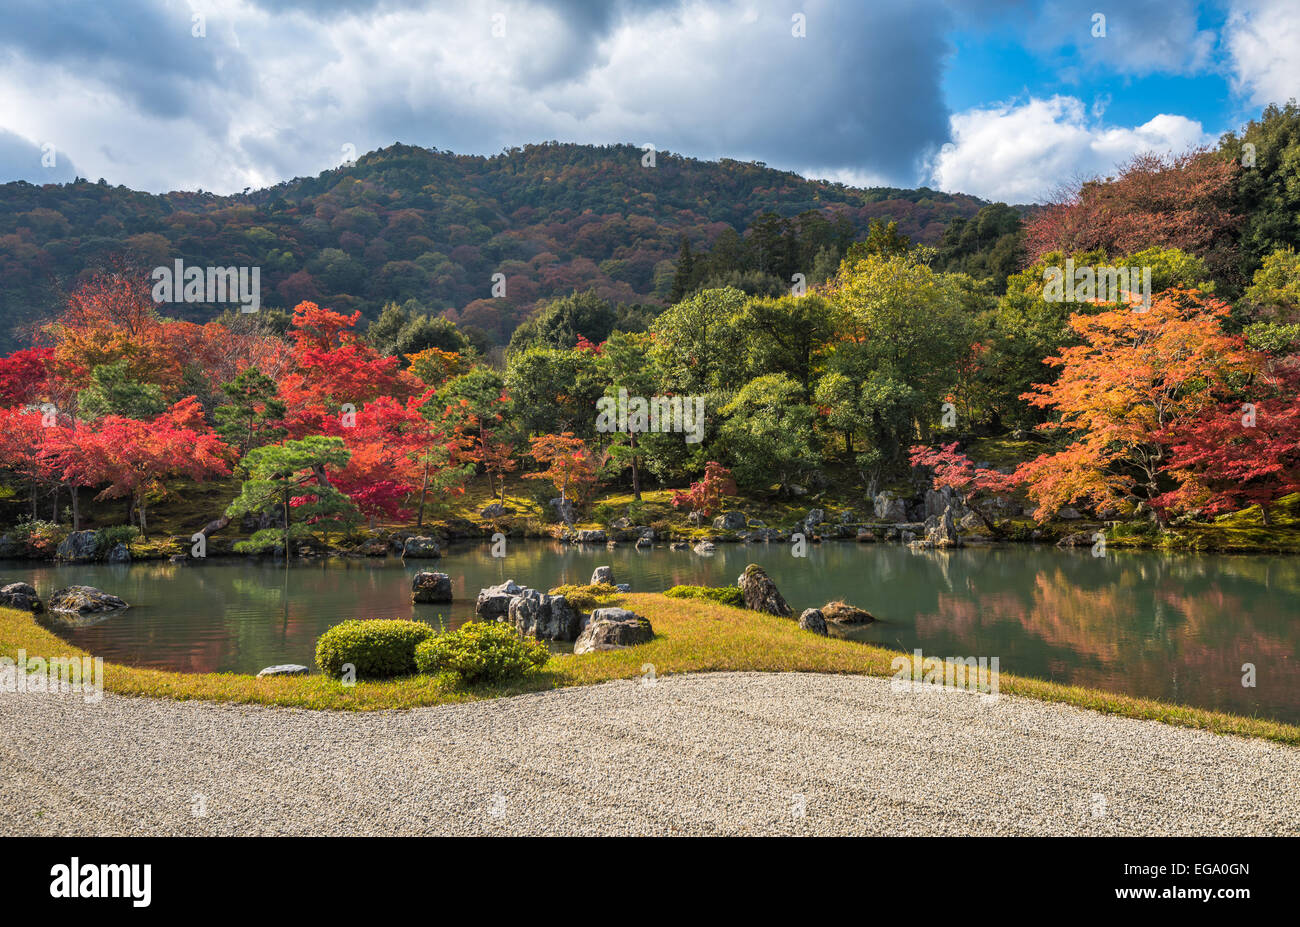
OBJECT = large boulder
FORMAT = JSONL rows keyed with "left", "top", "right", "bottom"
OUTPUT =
{"left": 873, "top": 492, "right": 908, "bottom": 522}
{"left": 573, "top": 607, "right": 654, "bottom": 654}
{"left": 412, "top": 571, "right": 453, "bottom": 604}
{"left": 573, "top": 529, "right": 607, "bottom": 544}
{"left": 821, "top": 601, "right": 875, "bottom": 624}
{"left": 55, "top": 530, "right": 98, "bottom": 563}
{"left": 47, "top": 586, "right": 128, "bottom": 615}
{"left": 550, "top": 497, "right": 577, "bottom": 525}
{"left": 736, "top": 564, "right": 793, "bottom": 617}
{"left": 475, "top": 580, "right": 524, "bottom": 619}
{"left": 923, "top": 486, "right": 966, "bottom": 520}
{"left": 509, "top": 589, "right": 581, "bottom": 642}
{"left": 712, "top": 511, "right": 748, "bottom": 532}
{"left": 693, "top": 540, "right": 716, "bottom": 555}
{"left": 798, "top": 608, "right": 828, "bottom": 636}
{"left": 402, "top": 536, "right": 441, "bottom": 559}
{"left": 590, "top": 565, "right": 615, "bottom": 585}
{"left": 0, "top": 582, "right": 43, "bottom": 614}
{"left": 106, "top": 543, "right": 132, "bottom": 563}
{"left": 804, "top": 508, "right": 825, "bottom": 528}
{"left": 480, "top": 502, "right": 514, "bottom": 519}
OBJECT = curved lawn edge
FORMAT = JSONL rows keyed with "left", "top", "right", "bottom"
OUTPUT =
{"left": 3, "top": 595, "right": 1298, "bottom": 746}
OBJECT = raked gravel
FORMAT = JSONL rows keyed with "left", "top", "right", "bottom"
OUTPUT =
{"left": 1, "top": 671, "right": 1296, "bottom": 836}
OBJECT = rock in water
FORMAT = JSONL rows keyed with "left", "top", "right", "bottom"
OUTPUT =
{"left": 798, "top": 608, "right": 828, "bottom": 636}
{"left": 412, "top": 571, "right": 453, "bottom": 604}
{"left": 402, "top": 536, "right": 441, "bottom": 558}
{"left": 106, "top": 543, "right": 132, "bottom": 563}
{"left": 573, "top": 607, "right": 654, "bottom": 654}
{"left": 590, "top": 565, "right": 615, "bottom": 585}
{"left": 0, "top": 582, "right": 44, "bottom": 613}
{"left": 257, "top": 664, "right": 308, "bottom": 677}
{"left": 693, "top": 540, "right": 716, "bottom": 555}
{"left": 509, "top": 589, "right": 581, "bottom": 641}
{"left": 821, "top": 601, "right": 875, "bottom": 624}
{"left": 55, "top": 530, "right": 98, "bottom": 563}
{"left": 736, "top": 564, "right": 793, "bottom": 617}
{"left": 475, "top": 580, "right": 523, "bottom": 619}
{"left": 47, "top": 586, "right": 128, "bottom": 615}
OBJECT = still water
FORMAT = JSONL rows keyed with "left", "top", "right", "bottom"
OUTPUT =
{"left": 7, "top": 541, "right": 1298, "bottom": 722}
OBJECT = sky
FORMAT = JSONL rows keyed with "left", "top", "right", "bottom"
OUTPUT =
{"left": 0, "top": 0, "right": 1296, "bottom": 202}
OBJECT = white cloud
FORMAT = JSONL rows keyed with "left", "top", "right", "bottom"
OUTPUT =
{"left": 928, "top": 96, "right": 1213, "bottom": 203}
{"left": 1225, "top": 0, "right": 1300, "bottom": 107}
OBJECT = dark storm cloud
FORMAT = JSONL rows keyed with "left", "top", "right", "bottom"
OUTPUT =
{"left": 0, "top": 129, "right": 79, "bottom": 184}
{"left": 0, "top": 0, "right": 957, "bottom": 191}
{"left": 0, "top": 0, "right": 253, "bottom": 119}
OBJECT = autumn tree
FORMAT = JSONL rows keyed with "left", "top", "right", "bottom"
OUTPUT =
{"left": 1013, "top": 289, "right": 1261, "bottom": 521}
{"left": 524, "top": 432, "right": 596, "bottom": 507}
{"left": 48, "top": 397, "right": 231, "bottom": 535}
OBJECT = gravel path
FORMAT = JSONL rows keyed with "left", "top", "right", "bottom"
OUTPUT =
{"left": 2, "top": 671, "right": 1296, "bottom": 836}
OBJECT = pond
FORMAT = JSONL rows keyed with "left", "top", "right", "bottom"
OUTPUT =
{"left": 7, "top": 540, "right": 1299, "bottom": 723}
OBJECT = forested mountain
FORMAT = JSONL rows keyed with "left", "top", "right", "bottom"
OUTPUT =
{"left": 0, "top": 142, "right": 990, "bottom": 349}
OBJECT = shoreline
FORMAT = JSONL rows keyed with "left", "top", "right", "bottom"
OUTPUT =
{"left": 3, "top": 595, "right": 1299, "bottom": 745}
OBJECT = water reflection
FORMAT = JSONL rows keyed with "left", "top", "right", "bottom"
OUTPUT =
{"left": 7, "top": 541, "right": 1298, "bottom": 722}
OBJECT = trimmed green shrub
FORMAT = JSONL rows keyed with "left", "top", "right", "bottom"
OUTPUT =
{"left": 664, "top": 584, "right": 744, "bottom": 608}
{"left": 414, "top": 622, "right": 550, "bottom": 685}
{"left": 314, "top": 619, "right": 436, "bottom": 679}
{"left": 547, "top": 582, "right": 620, "bottom": 611}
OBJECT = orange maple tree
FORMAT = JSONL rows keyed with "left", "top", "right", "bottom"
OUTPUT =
{"left": 1013, "top": 289, "right": 1262, "bottom": 521}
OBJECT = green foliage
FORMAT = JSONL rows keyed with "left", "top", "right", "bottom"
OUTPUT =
{"left": 413, "top": 621, "right": 550, "bottom": 685}
{"left": 718, "top": 374, "right": 820, "bottom": 490}
{"left": 649, "top": 287, "right": 748, "bottom": 392}
{"left": 508, "top": 290, "right": 618, "bottom": 354}
{"left": 664, "top": 584, "right": 744, "bottom": 608}
{"left": 1219, "top": 102, "right": 1300, "bottom": 275}
{"left": 933, "top": 203, "right": 1025, "bottom": 290}
{"left": 77, "top": 360, "right": 166, "bottom": 420}
{"left": 94, "top": 524, "right": 140, "bottom": 554}
{"left": 214, "top": 367, "right": 287, "bottom": 456}
{"left": 547, "top": 582, "right": 620, "bottom": 611}
{"left": 368, "top": 300, "right": 472, "bottom": 360}
{"left": 226, "top": 436, "right": 359, "bottom": 554}
{"left": 315, "top": 618, "right": 436, "bottom": 679}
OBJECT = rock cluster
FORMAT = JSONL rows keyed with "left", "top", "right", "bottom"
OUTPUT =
{"left": 0, "top": 582, "right": 43, "bottom": 613}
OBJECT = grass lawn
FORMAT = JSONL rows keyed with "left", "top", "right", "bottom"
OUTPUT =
{"left": 3, "top": 595, "right": 1298, "bottom": 746}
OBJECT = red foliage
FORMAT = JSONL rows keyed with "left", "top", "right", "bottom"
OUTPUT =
{"left": 670, "top": 461, "right": 737, "bottom": 517}
{"left": 1155, "top": 376, "right": 1300, "bottom": 523}
{"left": 1025, "top": 150, "right": 1240, "bottom": 278}
{"left": 0, "top": 347, "right": 53, "bottom": 405}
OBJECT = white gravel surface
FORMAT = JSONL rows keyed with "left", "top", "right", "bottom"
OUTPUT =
{"left": 2, "top": 671, "right": 1296, "bottom": 836}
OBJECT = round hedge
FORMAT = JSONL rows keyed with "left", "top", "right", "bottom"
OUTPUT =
{"left": 315, "top": 618, "right": 436, "bottom": 679}
{"left": 414, "top": 621, "right": 550, "bottom": 685}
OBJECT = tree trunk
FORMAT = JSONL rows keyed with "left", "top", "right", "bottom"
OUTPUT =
{"left": 1260, "top": 504, "right": 1272, "bottom": 527}
{"left": 70, "top": 485, "right": 80, "bottom": 531}
{"left": 282, "top": 487, "right": 290, "bottom": 558}
{"left": 630, "top": 432, "right": 641, "bottom": 501}
{"left": 138, "top": 495, "right": 149, "bottom": 537}
{"left": 417, "top": 455, "right": 429, "bottom": 528}
{"left": 51, "top": 485, "right": 59, "bottom": 523}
